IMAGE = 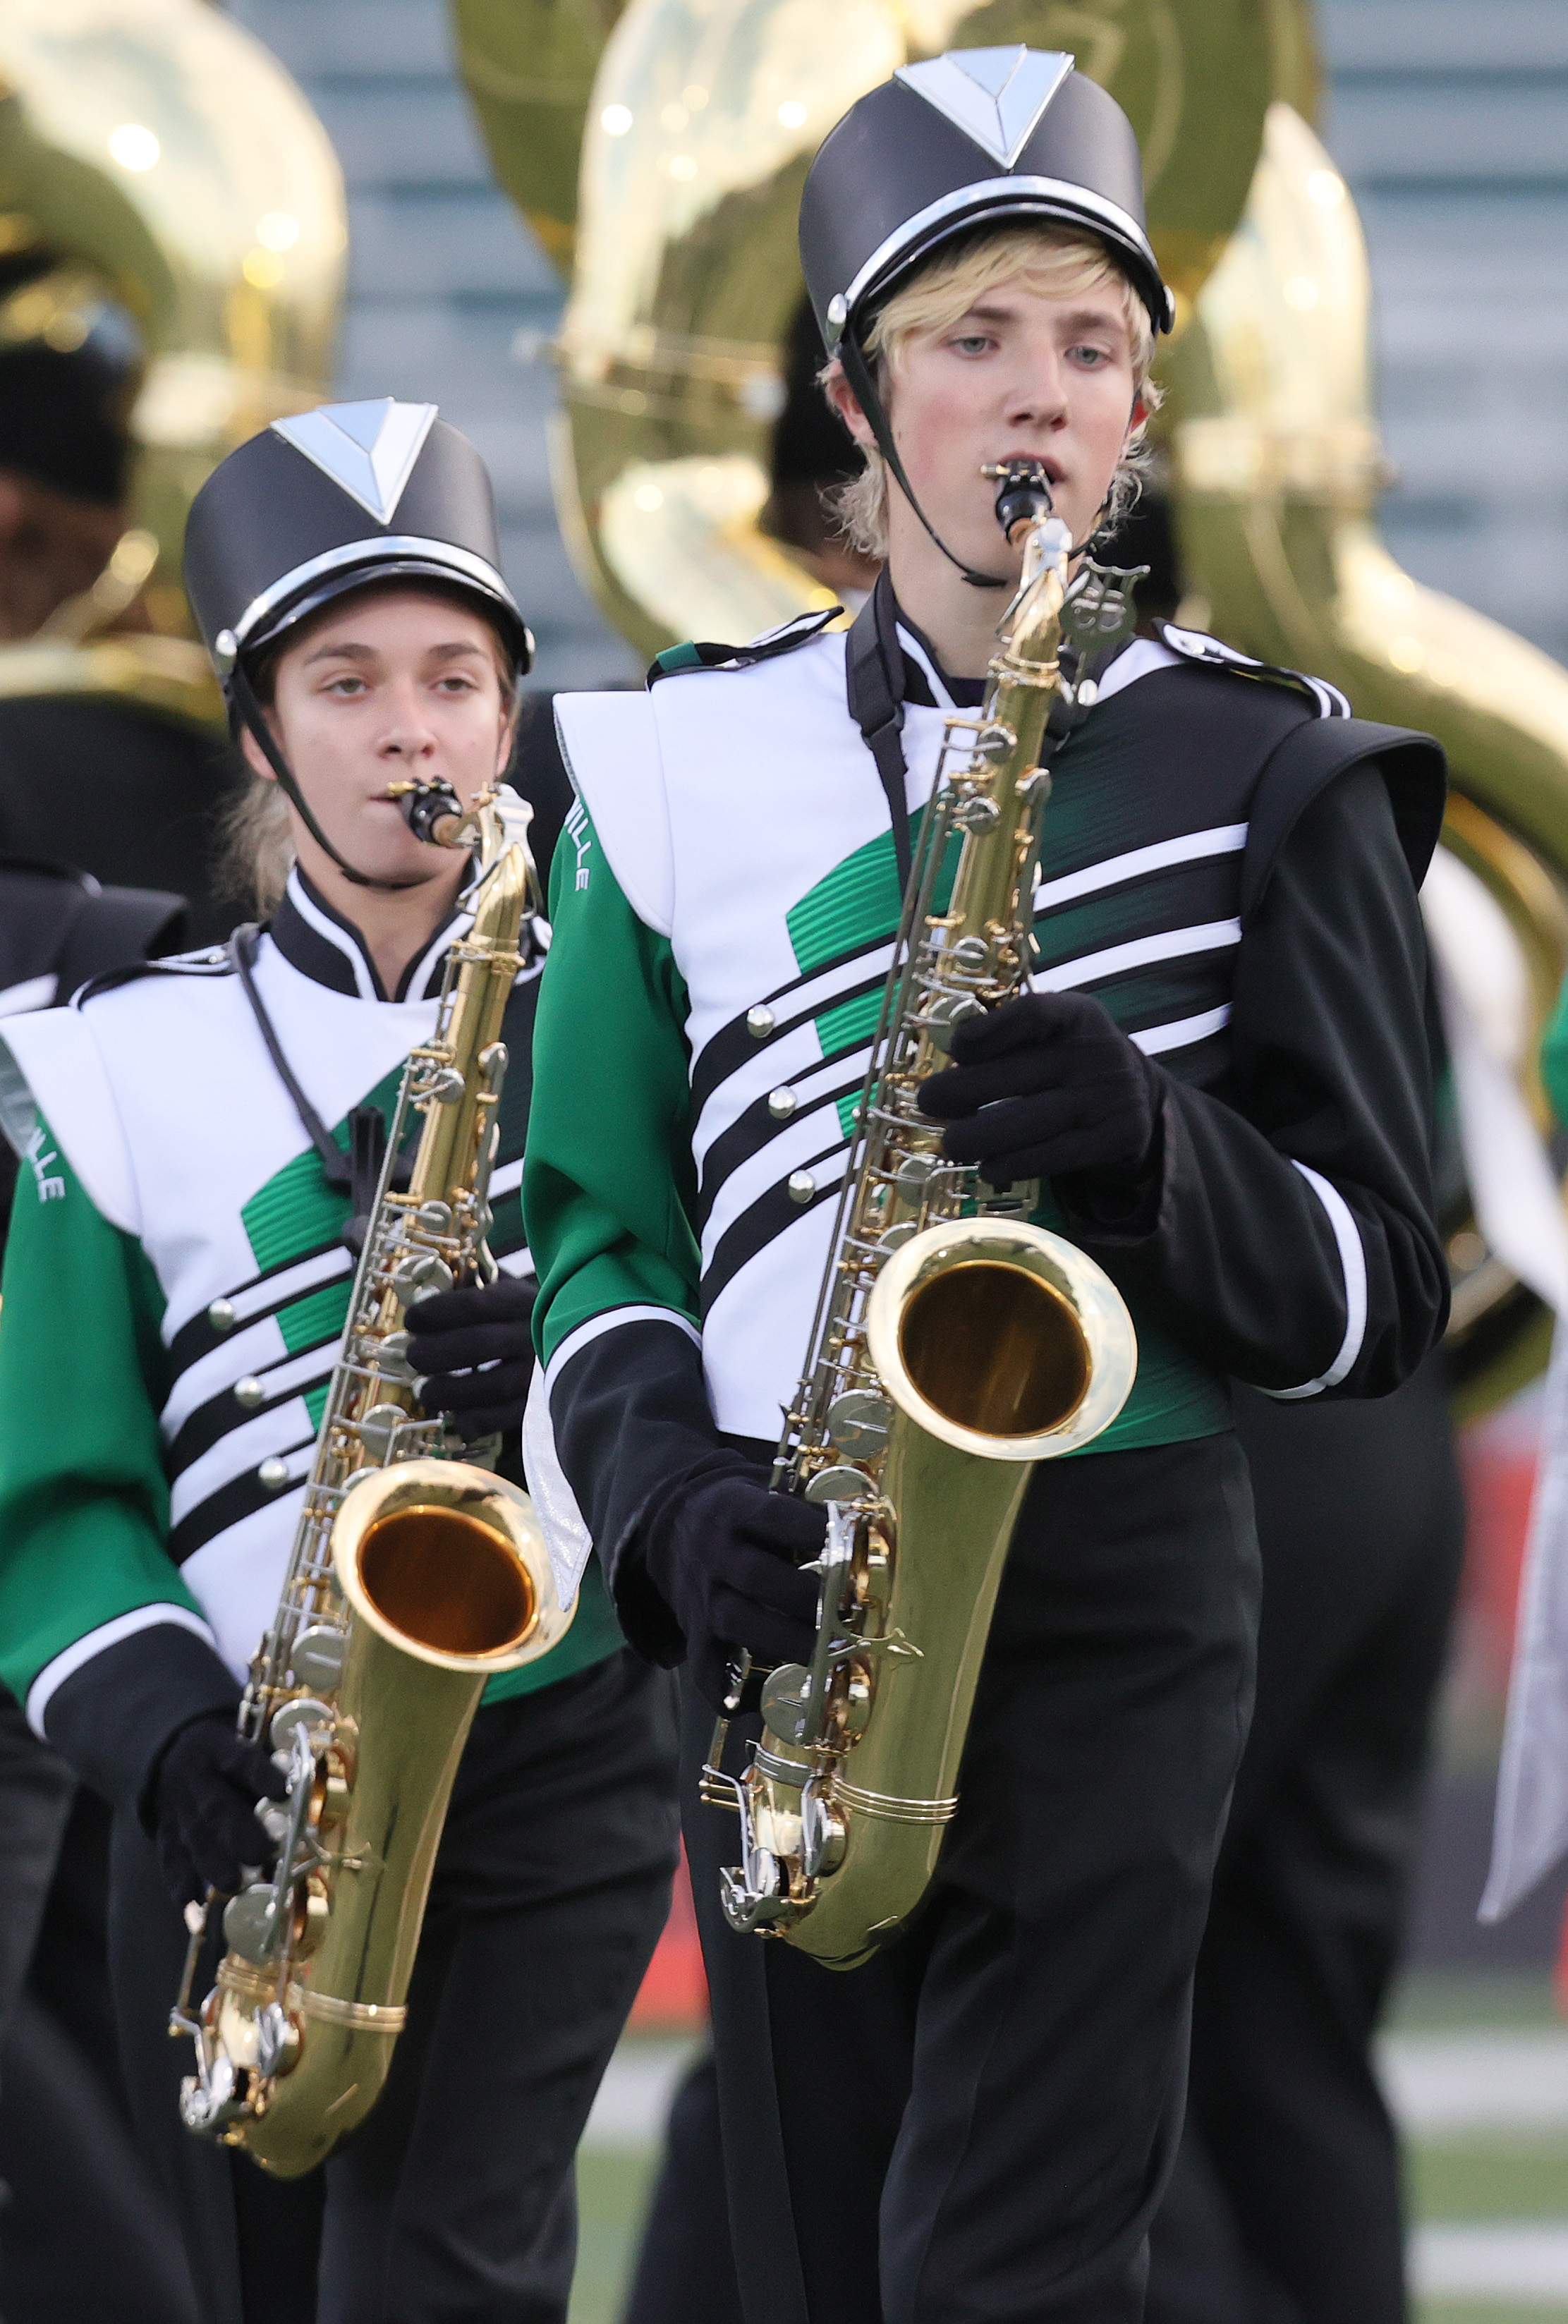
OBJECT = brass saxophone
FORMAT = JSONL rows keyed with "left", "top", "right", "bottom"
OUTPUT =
{"left": 172, "top": 783, "right": 575, "bottom": 2176}
{"left": 703, "top": 466, "right": 1141, "bottom": 1967}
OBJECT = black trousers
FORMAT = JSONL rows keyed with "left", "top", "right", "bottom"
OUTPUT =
{"left": 1145, "top": 1363, "right": 1465, "bottom": 2324}
{"left": 0, "top": 1693, "right": 200, "bottom": 2322}
{"left": 110, "top": 1649, "right": 679, "bottom": 2324}
{"left": 683, "top": 1433, "right": 1259, "bottom": 2324}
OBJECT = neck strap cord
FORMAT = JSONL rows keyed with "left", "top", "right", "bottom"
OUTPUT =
{"left": 228, "top": 922, "right": 409, "bottom": 1251}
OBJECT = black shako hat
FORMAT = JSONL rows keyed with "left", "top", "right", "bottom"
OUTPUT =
{"left": 801, "top": 49, "right": 1173, "bottom": 350}
{"left": 184, "top": 399, "right": 533, "bottom": 679}
{"left": 184, "top": 401, "right": 533, "bottom": 889}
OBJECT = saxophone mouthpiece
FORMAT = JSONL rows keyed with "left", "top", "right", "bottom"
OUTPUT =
{"left": 387, "top": 777, "right": 468, "bottom": 848}
{"left": 980, "top": 459, "right": 1055, "bottom": 542}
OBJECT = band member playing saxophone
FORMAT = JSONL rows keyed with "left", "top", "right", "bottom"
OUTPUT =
{"left": 523, "top": 51, "right": 1450, "bottom": 2324}
{"left": 0, "top": 405, "right": 676, "bottom": 2321}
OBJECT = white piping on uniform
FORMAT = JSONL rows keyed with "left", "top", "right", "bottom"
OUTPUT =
{"left": 1131, "top": 1004, "right": 1231, "bottom": 1057}
{"left": 284, "top": 875, "right": 379, "bottom": 1001}
{"left": 1035, "top": 826, "right": 1248, "bottom": 915}
{"left": 1033, "top": 919, "right": 1242, "bottom": 993}
{"left": 1260, "top": 1163, "right": 1368, "bottom": 1400}
{"left": 542, "top": 1304, "right": 702, "bottom": 1401}
{"left": 26, "top": 1604, "right": 219, "bottom": 1739}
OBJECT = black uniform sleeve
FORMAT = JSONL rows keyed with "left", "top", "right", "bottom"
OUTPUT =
{"left": 1058, "top": 755, "right": 1448, "bottom": 1397}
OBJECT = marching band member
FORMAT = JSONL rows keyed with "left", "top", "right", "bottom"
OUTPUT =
{"left": 525, "top": 51, "right": 1449, "bottom": 2324}
{"left": 0, "top": 404, "right": 677, "bottom": 2323}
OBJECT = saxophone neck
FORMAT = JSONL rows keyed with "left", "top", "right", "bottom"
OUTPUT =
{"left": 993, "top": 509, "right": 1074, "bottom": 684}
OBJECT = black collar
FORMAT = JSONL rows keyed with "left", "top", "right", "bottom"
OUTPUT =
{"left": 889, "top": 602, "right": 985, "bottom": 710}
{"left": 268, "top": 867, "right": 464, "bottom": 1003}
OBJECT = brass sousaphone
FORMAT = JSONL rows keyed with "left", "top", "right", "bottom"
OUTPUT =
{"left": 0, "top": 0, "right": 346, "bottom": 724}
{"left": 453, "top": 0, "right": 1568, "bottom": 1406}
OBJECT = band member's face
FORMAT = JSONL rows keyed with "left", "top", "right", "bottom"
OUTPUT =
{"left": 841, "top": 274, "right": 1143, "bottom": 575}
{"left": 245, "top": 588, "right": 514, "bottom": 886}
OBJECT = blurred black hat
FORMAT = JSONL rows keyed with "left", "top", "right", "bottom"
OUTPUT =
{"left": 0, "top": 253, "right": 143, "bottom": 506}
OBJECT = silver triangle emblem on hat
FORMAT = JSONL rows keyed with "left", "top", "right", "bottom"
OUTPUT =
{"left": 895, "top": 48, "right": 1073, "bottom": 170}
{"left": 270, "top": 399, "right": 439, "bottom": 524}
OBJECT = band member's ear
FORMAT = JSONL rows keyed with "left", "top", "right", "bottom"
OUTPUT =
{"left": 823, "top": 363, "right": 875, "bottom": 451}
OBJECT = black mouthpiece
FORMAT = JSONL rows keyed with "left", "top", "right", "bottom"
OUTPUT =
{"left": 987, "top": 460, "right": 1055, "bottom": 542}
{"left": 399, "top": 779, "right": 465, "bottom": 846}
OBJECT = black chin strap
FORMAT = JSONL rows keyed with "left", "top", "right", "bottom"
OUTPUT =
{"left": 228, "top": 659, "right": 423, "bottom": 893}
{"left": 838, "top": 331, "right": 1011, "bottom": 592}
{"left": 839, "top": 329, "right": 1125, "bottom": 590}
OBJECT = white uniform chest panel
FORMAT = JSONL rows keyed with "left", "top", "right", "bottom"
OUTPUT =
{"left": 60, "top": 950, "right": 432, "bottom": 1343}
{"left": 645, "top": 638, "right": 948, "bottom": 1069}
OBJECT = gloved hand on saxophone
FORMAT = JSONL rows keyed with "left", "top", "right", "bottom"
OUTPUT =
{"left": 638, "top": 990, "right": 1165, "bottom": 1705}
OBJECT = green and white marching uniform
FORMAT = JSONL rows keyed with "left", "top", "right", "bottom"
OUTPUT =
{"left": 524, "top": 614, "right": 1450, "bottom": 1639}
{"left": 0, "top": 869, "right": 619, "bottom": 1805}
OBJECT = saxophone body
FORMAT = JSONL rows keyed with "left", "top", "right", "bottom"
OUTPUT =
{"left": 703, "top": 470, "right": 1141, "bottom": 1967}
{"left": 174, "top": 786, "right": 575, "bottom": 2176}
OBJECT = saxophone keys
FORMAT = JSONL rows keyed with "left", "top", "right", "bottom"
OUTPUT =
{"left": 827, "top": 1389, "right": 891, "bottom": 1454}
{"left": 289, "top": 1625, "right": 346, "bottom": 1691}
{"left": 221, "top": 1884, "right": 281, "bottom": 1966}
{"left": 923, "top": 993, "right": 985, "bottom": 1051}
{"left": 803, "top": 1464, "right": 872, "bottom": 1504}
{"left": 392, "top": 1252, "right": 453, "bottom": 1301}
{"left": 800, "top": 1779, "right": 847, "bottom": 1880}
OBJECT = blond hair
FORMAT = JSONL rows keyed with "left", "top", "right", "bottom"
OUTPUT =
{"left": 824, "top": 224, "right": 1161, "bottom": 562}
{"left": 217, "top": 773, "right": 294, "bottom": 918}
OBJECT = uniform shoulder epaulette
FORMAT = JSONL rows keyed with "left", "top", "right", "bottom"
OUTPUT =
{"left": 646, "top": 605, "right": 843, "bottom": 688}
{"left": 1155, "top": 622, "right": 1351, "bottom": 722}
{"left": 73, "top": 944, "right": 236, "bottom": 1009}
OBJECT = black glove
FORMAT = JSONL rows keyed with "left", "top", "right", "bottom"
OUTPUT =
{"left": 405, "top": 1274, "right": 537, "bottom": 1441}
{"left": 642, "top": 1457, "right": 826, "bottom": 1711}
{"left": 918, "top": 990, "right": 1160, "bottom": 1198}
{"left": 149, "top": 1712, "right": 288, "bottom": 1907}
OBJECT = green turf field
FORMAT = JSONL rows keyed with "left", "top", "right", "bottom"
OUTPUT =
{"left": 567, "top": 1976, "right": 1568, "bottom": 2324}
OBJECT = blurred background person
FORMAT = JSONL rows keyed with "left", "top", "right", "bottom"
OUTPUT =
{"left": 0, "top": 8, "right": 343, "bottom": 2316}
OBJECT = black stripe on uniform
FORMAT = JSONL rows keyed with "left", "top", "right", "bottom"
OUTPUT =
{"left": 164, "top": 1241, "right": 353, "bottom": 1387}
{"left": 688, "top": 944, "right": 888, "bottom": 1121}
{"left": 169, "top": 1432, "right": 317, "bottom": 1567}
{"left": 695, "top": 1065, "right": 868, "bottom": 1234}
{"left": 699, "top": 1136, "right": 849, "bottom": 1319}
{"left": 164, "top": 1364, "right": 335, "bottom": 1486}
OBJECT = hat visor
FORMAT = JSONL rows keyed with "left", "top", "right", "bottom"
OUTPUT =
{"left": 846, "top": 177, "right": 1174, "bottom": 338}
{"left": 235, "top": 536, "right": 534, "bottom": 673}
